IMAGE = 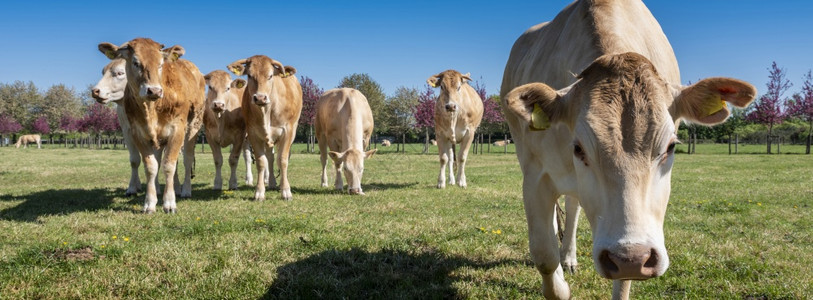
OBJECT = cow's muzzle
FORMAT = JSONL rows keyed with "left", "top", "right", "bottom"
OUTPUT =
{"left": 91, "top": 88, "right": 108, "bottom": 103}
{"left": 348, "top": 187, "right": 364, "bottom": 195}
{"left": 445, "top": 103, "right": 457, "bottom": 112}
{"left": 597, "top": 245, "right": 664, "bottom": 280}
{"left": 146, "top": 86, "right": 163, "bottom": 100}
{"left": 212, "top": 101, "right": 225, "bottom": 113}
{"left": 253, "top": 94, "right": 269, "bottom": 106}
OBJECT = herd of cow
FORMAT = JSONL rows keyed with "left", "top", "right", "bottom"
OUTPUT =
{"left": 38, "top": 0, "right": 761, "bottom": 299}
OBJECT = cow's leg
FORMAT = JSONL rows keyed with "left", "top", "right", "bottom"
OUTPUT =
{"left": 612, "top": 280, "right": 631, "bottom": 300}
{"left": 333, "top": 159, "right": 344, "bottom": 192}
{"left": 124, "top": 131, "right": 141, "bottom": 196}
{"left": 277, "top": 129, "right": 295, "bottom": 201}
{"left": 243, "top": 140, "right": 254, "bottom": 186}
{"left": 162, "top": 134, "right": 184, "bottom": 213}
{"left": 154, "top": 148, "right": 163, "bottom": 195}
{"left": 267, "top": 147, "right": 277, "bottom": 190}
{"left": 436, "top": 136, "right": 450, "bottom": 189}
{"left": 560, "top": 196, "right": 581, "bottom": 273}
{"left": 253, "top": 143, "right": 268, "bottom": 202}
{"left": 227, "top": 141, "right": 241, "bottom": 190}
{"left": 179, "top": 137, "right": 197, "bottom": 199}
{"left": 141, "top": 151, "right": 159, "bottom": 214}
{"left": 524, "top": 179, "right": 570, "bottom": 299}
{"left": 210, "top": 141, "right": 224, "bottom": 191}
{"left": 319, "top": 140, "right": 330, "bottom": 188}
{"left": 447, "top": 143, "right": 456, "bottom": 186}
{"left": 455, "top": 130, "right": 475, "bottom": 188}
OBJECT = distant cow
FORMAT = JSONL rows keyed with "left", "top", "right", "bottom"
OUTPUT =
{"left": 430, "top": 139, "right": 437, "bottom": 146}
{"left": 15, "top": 134, "right": 41, "bottom": 149}
{"left": 427, "top": 70, "right": 484, "bottom": 188}
{"left": 315, "top": 88, "right": 377, "bottom": 195}
{"left": 381, "top": 140, "right": 391, "bottom": 147}
{"left": 228, "top": 55, "right": 302, "bottom": 201}
{"left": 493, "top": 139, "right": 511, "bottom": 147}
{"left": 103, "top": 38, "right": 205, "bottom": 213}
{"left": 500, "top": 1, "right": 756, "bottom": 299}
{"left": 203, "top": 70, "right": 254, "bottom": 190}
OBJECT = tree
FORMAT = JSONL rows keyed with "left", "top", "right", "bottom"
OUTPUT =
{"left": 79, "top": 103, "right": 119, "bottom": 148}
{"left": 0, "top": 114, "right": 23, "bottom": 146}
{"left": 386, "top": 86, "right": 419, "bottom": 152}
{"left": 300, "top": 76, "right": 323, "bottom": 153}
{"left": 40, "top": 84, "right": 83, "bottom": 131}
{"left": 747, "top": 62, "right": 791, "bottom": 154}
{"left": 786, "top": 70, "right": 813, "bottom": 154}
{"left": 0, "top": 81, "right": 41, "bottom": 129}
{"left": 31, "top": 115, "right": 51, "bottom": 135}
{"left": 414, "top": 85, "right": 436, "bottom": 153}
{"left": 338, "top": 73, "right": 387, "bottom": 135}
{"left": 59, "top": 113, "right": 81, "bottom": 147}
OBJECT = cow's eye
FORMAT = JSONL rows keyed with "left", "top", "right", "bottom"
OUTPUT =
{"left": 115, "top": 71, "right": 124, "bottom": 77}
{"left": 667, "top": 142, "right": 676, "bottom": 154}
{"left": 226, "top": 87, "right": 230, "bottom": 92}
{"left": 573, "top": 142, "right": 587, "bottom": 166}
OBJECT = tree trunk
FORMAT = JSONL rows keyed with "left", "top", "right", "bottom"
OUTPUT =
{"left": 488, "top": 134, "right": 492, "bottom": 153}
{"left": 423, "top": 128, "right": 429, "bottom": 154}
{"left": 807, "top": 120, "right": 812, "bottom": 155}
{"left": 402, "top": 132, "right": 406, "bottom": 153}
{"left": 735, "top": 133, "right": 739, "bottom": 154}
{"left": 504, "top": 133, "right": 508, "bottom": 154}
{"left": 728, "top": 133, "right": 732, "bottom": 155}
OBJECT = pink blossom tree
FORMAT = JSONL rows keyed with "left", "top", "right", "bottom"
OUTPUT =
{"left": 786, "top": 70, "right": 813, "bottom": 154}
{"left": 413, "top": 85, "right": 436, "bottom": 153}
{"left": 0, "top": 114, "right": 23, "bottom": 146}
{"left": 300, "top": 76, "right": 323, "bottom": 153}
{"left": 80, "top": 103, "right": 119, "bottom": 148}
{"left": 59, "top": 113, "right": 81, "bottom": 147}
{"left": 32, "top": 115, "right": 51, "bottom": 135}
{"left": 747, "top": 62, "right": 791, "bottom": 154}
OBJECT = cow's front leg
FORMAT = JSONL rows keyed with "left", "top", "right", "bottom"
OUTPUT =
{"left": 612, "top": 280, "right": 631, "bottom": 300}
{"left": 333, "top": 159, "right": 344, "bottom": 191}
{"left": 267, "top": 146, "right": 278, "bottom": 190}
{"left": 560, "top": 195, "right": 581, "bottom": 273}
{"left": 141, "top": 152, "right": 159, "bottom": 214}
{"left": 253, "top": 147, "right": 268, "bottom": 201}
{"left": 227, "top": 142, "right": 242, "bottom": 190}
{"left": 211, "top": 142, "right": 224, "bottom": 190}
{"left": 243, "top": 141, "right": 254, "bottom": 186}
{"left": 162, "top": 138, "right": 184, "bottom": 213}
{"left": 124, "top": 132, "right": 141, "bottom": 196}
{"left": 455, "top": 131, "right": 475, "bottom": 188}
{"left": 436, "top": 137, "right": 450, "bottom": 189}
{"left": 524, "top": 179, "right": 570, "bottom": 299}
{"left": 277, "top": 130, "right": 295, "bottom": 201}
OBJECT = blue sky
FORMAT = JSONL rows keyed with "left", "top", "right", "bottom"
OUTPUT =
{"left": 1, "top": 1, "right": 812, "bottom": 98}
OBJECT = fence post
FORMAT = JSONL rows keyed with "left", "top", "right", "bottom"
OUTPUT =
{"left": 735, "top": 134, "right": 739, "bottom": 154}
{"left": 728, "top": 133, "right": 732, "bottom": 155}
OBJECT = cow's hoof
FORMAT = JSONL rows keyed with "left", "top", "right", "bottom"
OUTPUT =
{"left": 163, "top": 207, "right": 177, "bottom": 214}
{"left": 180, "top": 191, "right": 192, "bottom": 198}
{"left": 437, "top": 183, "right": 445, "bottom": 189}
{"left": 125, "top": 190, "right": 138, "bottom": 197}
{"left": 228, "top": 186, "right": 238, "bottom": 191}
{"left": 212, "top": 187, "right": 222, "bottom": 191}
{"left": 142, "top": 208, "right": 156, "bottom": 214}
{"left": 254, "top": 192, "right": 265, "bottom": 202}
{"left": 562, "top": 262, "right": 578, "bottom": 274}
{"left": 458, "top": 182, "right": 467, "bottom": 188}
{"left": 281, "top": 189, "right": 292, "bottom": 201}
{"left": 321, "top": 183, "right": 329, "bottom": 188}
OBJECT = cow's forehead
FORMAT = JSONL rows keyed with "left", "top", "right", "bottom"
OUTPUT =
{"left": 576, "top": 53, "right": 672, "bottom": 159}
{"left": 102, "top": 59, "right": 125, "bottom": 74}
{"left": 246, "top": 55, "right": 274, "bottom": 77}
{"left": 438, "top": 70, "right": 464, "bottom": 88}
{"left": 206, "top": 70, "right": 231, "bottom": 88}
{"left": 128, "top": 38, "right": 162, "bottom": 60}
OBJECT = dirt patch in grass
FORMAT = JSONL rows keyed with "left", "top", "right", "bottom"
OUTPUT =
{"left": 47, "top": 247, "right": 100, "bottom": 262}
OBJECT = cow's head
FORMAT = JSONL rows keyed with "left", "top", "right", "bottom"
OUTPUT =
{"left": 504, "top": 52, "right": 755, "bottom": 280}
{"left": 204, "top": 70, "right": 245, "bottom": 114}
{"left": 227, "top": 55, "right": 294, "bottom": 106}
{"left": 92, "top": 43, "right": 127, "bottom": 104}
{"left": 113, "top": 38, "right": 184, "bottom": 101}
{"left": 427, "top": 70, "right": 473, "bottom": 113}
{"left": 328, "top": 149, "right": 377, "bottom": 195}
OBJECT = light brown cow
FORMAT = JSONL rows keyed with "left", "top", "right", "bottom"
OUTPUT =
{"left": 493, "top": 139, "right": 511, "bottom": 147}
{"left": 427, "top": 70, "right": 484, "bottom": 188}
{"left": 315, "top": 88, "right": 377, "bottom": 195}
{"left": 102, "top": 38, "right": 205, "bottom": 213}
{"left": 15, "top": 134, "right": 41, "bottom": 149}
{"left": 228, "top": 55, "right": 302, "bottom": 201}
{"left": 500, "top": 1, "right": 756, "bottom": 299}
{"left": 203, "top": 70, "right": 254, "bottom": 190}
{"left": 430, "top": 139, "right": 437, "bottom": 146}
{"left": 381, "top": 139, "right": 391, "bottom": 147}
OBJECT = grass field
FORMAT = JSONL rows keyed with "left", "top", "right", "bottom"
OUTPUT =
{"left": 0, "top": 143, "right": 810, "bottom": 299}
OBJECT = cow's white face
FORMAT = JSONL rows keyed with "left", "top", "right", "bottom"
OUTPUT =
{"left": 227, "top": 55, "right": 291, "bottom": 107}
{"left": 428, "top": 70, "right": 473, "bottom": 113}
{"left": 504, "top": 52, "right": 757, "bottom": 281}
{"left": 204, "top": 70, "right": 245, "bottom": 115}
{"left": 92, "top": 58, "right": 127, "bottom": 104}
{"left": 329, "top": 149, "right": 377, "bottom": 195}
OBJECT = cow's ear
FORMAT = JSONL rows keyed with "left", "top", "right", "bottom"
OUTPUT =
{"left": 203, "top": 73, "right": 212, "bottom": 85}
{"left": 231, "top": 79, "right": 246, "bottom": 89}
{"left": 671, "top": 77, "right": 756, "bottom": 125}
{"left": 461, "top": 72, "right": 472, "bottom": 83}
{"left": 503, "top": 82, "right": 568, "bottom": 131}
{"left": 328, "top": 151, "right": 346, "bottom": 163}
{"left": 98, "top": 42, "right": 119, "bottom": 60}
{"left": 161, "top": 45, "right": 185, "bottom": 62}
{"left": 282, "top": 66, "right": 297, "bottom": 78}
{"left": 228, "top": 59, "right": 248, "bottom": 76}
{"left": 427, "top": 74, "right": 441, "bottom": 88}
{"left": 364, "top": 149, "right": 377, "bottom": 159}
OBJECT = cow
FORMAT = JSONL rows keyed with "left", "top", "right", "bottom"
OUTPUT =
{"left": 15, "top": 134, "right": 41, "bottom": 149}
{"left": 500, "top": 1, "right": 756, "bottom": 299}
{"left": 381, "top": 139, "right": 391, "bottom": 147}
{"left": 315, "top": 88, "right": 377, "bottom": 195}
{"left": 101, "top": 38, "right": 205, "bottom": 213}
{"left": 427, "top": 70, "right": 484, "bottom": 189}
{"left": 203, "top": 70, "right": 254, "bottom": 190}
{"left": 493, "top": 139, "right": 511, "bottom": 147}
{"left": 228, "top": 55, "right": 302, "bottom": 201}
{"left": 430, "top": 139, "right": 437, "bottom": 146}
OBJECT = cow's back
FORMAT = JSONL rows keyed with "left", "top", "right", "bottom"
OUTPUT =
{"left": 316, "top": 88, "right": 373, "bottom": 150}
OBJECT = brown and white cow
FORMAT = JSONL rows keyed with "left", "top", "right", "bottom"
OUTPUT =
{"left": 102, "top": 38, "right": 205, "bottom": 213}
{"left": 500, "top": 1, "right": 756, "bottom": 299}
{"left": 228, "top": 55, "right": 302, "bottom": 201}
{"left": 315, "top": 88, "right": 377, "bottom": 195}
{"left": 203, "top": 70, "right": 254, "bottom": 190}
{"left": 15, "top": 134, "right": 41, "bottom": 149}
{"left": 381, "top": 139, "right": 391, "bottom": 147}
{"left": 427, "top": 70, "right": 484, "bottom": 189}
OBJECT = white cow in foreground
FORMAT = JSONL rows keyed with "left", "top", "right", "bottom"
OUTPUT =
{"left": 315, "top": 88, "right": 377, "bottom": 195}
{"left": 500, "top": 0, "right": 756, "bottom": 299}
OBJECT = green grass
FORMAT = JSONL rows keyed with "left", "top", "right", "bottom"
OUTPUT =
{"left": 0, "top": 144, "right": 810, "bottom": 299}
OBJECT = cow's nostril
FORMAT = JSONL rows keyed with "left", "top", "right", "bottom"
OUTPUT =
{"left": 598, "top": 250, "right": 618, "bottom": 275}
{"left": 644, "top": 248, "right": 658, "bottom": 268}
{"left": 92, "top": 89, "right": 101, "bottom": 96}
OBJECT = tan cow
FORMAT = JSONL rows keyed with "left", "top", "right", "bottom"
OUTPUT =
{"left": 203, "top": 70, "right": 254, "bottom": 190}
{"left": 493, "top": 139, "right": 511, "bottom": 147}
{"left": 102, "top": 38, "right": 205, "bottom": 213}
{"left": 500, "top": 1, "right": 756, "bottom": 299}
{"left": 15, "top": 134, "right": 41, "bottom": 149}
{"left": 315, "top": 88, "right": 377, "bottom": 195}
{"left": 430, "top": 139, "right": 437, "bottom": 146}
{"left": 427, "top": 70, "right": 484, "bottom": 188}
{"left": 228, "top": 55, "right": 302, "bottom": 201}
{"left": 381, "top": 139, "right": 391, "bottom": 147}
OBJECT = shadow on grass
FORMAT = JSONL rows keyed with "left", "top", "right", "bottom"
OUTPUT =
{"left": 365, "top": 181, "right": 420, "bottom": 191}
{"left": 262, "top": 248, "right": 537, "bottom": 299}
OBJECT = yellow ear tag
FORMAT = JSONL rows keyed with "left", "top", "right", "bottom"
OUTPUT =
{"left": 529, "top": 103, "right": 550, "bottom": 131}
{"left": 105, "top": 50, "right": 116, "bottom": 59}
{"left": 429, "top": 82, "right": 436, "bottom": 88}
{"left": 236, "top": 81, "right": 245, "bottom": 88}
{"left": 283, "top": 72, "right": 290, "bottom": 78}
{"left": 231, "top": 67, "right": 242, "bottom": 76}
{"left": 703, "top": 94, "right": 727, "bottom": 117}
{"left": 171, "top": 53, "right": 180, "bottom": 61}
